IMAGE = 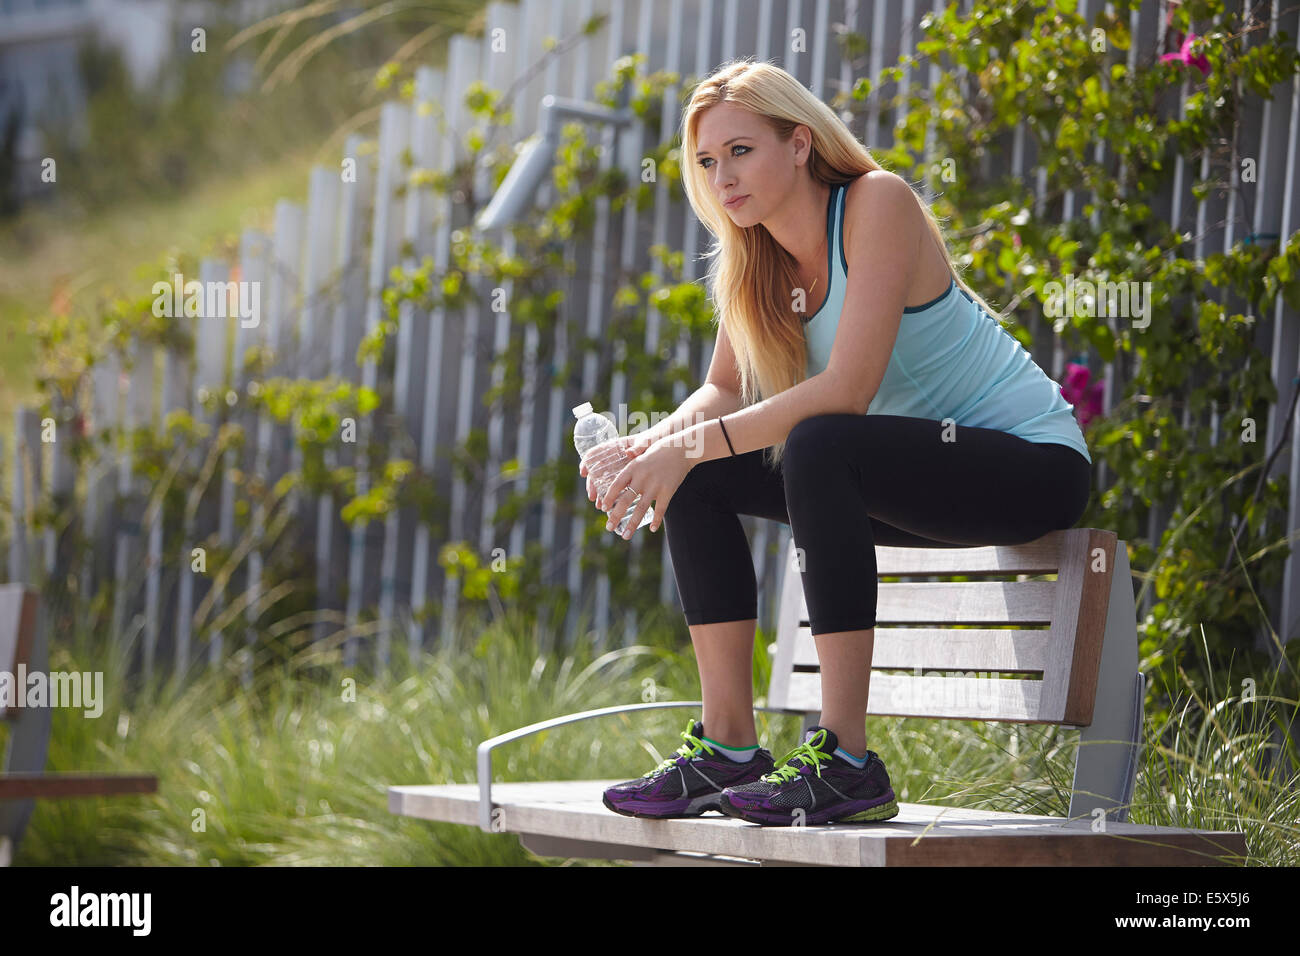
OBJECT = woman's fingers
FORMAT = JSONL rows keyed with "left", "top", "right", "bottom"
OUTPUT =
{"left": 582, "top": 444, "right": 621, "bottom": 504}
{"left": 585, "top": 449, "right": 623, "bottom": 483}
{"left": 583, "top": 437, "right": 654, "bottom": 515}
{"left": 618, "top": 488, "right": 639, "bottom": 531}
{"left": 605, "top": 485, "right": 632, "bottom": 529}
{"left": 649, "top": 500, "right": 664, "bottom": 532}
{"left": 626, "top": 434, "right": 655, "bottom": 457}
{"left": 602, "top": 480, "right": 627, "bottom": 514}
{"left": 620, "top": 495, "right": 648, "bottom": 538}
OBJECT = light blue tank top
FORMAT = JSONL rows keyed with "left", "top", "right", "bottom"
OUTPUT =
{"left": 802, "top": 179, "right": 1092, "bottom": 464}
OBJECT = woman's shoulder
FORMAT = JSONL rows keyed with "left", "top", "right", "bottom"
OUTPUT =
{"left": 841, "top": 170, "right": 918, "bottom": 252}
{"left": 843, "top": 169, "right": 913, "bottom": 208}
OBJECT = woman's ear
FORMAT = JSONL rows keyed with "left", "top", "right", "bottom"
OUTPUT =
{"left": 793, "top": 124, "right": 813, "bottom": 166}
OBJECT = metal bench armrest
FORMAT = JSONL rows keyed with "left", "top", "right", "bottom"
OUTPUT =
{"left": 476, "top": 702, "right": 808, "bottom": 831}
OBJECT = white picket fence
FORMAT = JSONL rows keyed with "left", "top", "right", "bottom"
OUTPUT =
{"left": 2, "top": 0, "right": 1298, "bottom": 682}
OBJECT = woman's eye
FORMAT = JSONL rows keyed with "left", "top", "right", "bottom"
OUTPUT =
{"left": 699, "top": 144, "right": 750, "bottom": 168}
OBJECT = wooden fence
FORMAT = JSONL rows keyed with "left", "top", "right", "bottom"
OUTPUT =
{"left": 2, "top": 0, "right": 1298, "bottom": 681}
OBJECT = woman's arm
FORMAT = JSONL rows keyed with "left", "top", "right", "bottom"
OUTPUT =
{"left": 676, "top": 171, "right": 921, "bottom": 465}
{"left": 635, "top": 312, "right": 746, "bottom": 446}
{"left": 673, "top": 369, "right": 858, "bottom": 463}
{"left": 638, "top": 383, "right": 744, "bottom": 446}
{"left": 581, "top": 384, "right": 743, "bottom": 504}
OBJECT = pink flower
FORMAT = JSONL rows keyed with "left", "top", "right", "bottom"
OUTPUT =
{"left": 1012, "top": 232, "right": 1021, "bottom": 249}
{"left": 1060, "top": 362, "right": 1105, "bottom": 429}
{"left": 1160, "top": 32, "right": 1211, "bottom": 77}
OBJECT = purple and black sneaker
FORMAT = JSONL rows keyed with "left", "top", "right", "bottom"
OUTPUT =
{"left": 602, "top": 718, "right": 776, "bottom": 818}
{"left": 718, "top": 726, "right": 899, "bottom": 826}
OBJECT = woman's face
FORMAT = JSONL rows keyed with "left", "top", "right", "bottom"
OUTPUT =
{"left": 694, "top": 101, "right": 807, "bottom": 227}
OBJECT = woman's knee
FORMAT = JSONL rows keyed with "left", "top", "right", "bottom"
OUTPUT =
{"left": 1058, "top": 457, "right": 1092, "bottom": 529}
{"left": 784, "top": 413, "right": 862, "bottom": 475}
{"left": 663, "top": 455, "right": 722, "bottom": 520}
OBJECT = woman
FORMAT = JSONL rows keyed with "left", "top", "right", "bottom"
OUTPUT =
{"left": 580, "top": 58, "right": 1091, "bottom": 826}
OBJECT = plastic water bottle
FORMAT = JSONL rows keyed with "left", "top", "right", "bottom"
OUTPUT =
{"left": 573, "top": 402, "right": 654, "bottom": 536}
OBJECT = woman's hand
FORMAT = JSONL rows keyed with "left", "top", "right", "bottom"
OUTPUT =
{"left": 597, "top": 436, "right": 692, "bottom": 537}
{"left": 579, "top": 431, "right": 657, "bottom": 505}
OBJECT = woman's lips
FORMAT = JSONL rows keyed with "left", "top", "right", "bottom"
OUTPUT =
{"left": 724, "top": 195, "right": 749, "bottom": 209}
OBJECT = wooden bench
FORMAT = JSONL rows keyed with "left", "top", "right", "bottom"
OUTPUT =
{"left": 0, "top": 584, "right": 157, "bottom": 866}
{"left": 388, "top": 528, "right": 1249, "bottom": 866}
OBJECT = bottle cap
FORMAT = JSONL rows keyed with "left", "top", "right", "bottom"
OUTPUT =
{"left": 572, "top": 402, "right": 593, "bottom": 418}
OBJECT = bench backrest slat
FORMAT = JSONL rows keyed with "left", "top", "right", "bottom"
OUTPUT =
{"left": 792, "top": 627, "right": 1053, "bottom": 672}
{"left": 874, "top": 538, "right": 1065, "bottom": 575}
{"left": 769, "top": 528, "right": 1119, "bottom": 726}
{"left": 838, "top": 581, "right": 1057, "bottom": 624}
{"left": 782, "top": 671, "right": 1046, "bottom": 722}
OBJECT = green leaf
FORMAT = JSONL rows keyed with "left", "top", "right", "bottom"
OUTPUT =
{"left": 997, "top": 244, "right": 1018, "bottom": 274}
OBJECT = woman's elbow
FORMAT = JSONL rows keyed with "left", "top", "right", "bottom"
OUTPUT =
{"left": 825, "top": 373, "right": 872, "bottom": 416}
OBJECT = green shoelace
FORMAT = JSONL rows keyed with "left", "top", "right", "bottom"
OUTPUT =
{"left": 642, "top": 720, "right": 718, "bottom": 777}
{"left": 761, "top": 729, "right": 833, "bottom": 784}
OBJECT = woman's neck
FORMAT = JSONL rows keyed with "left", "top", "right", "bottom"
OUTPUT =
{"left": 764, "top": 179, "right": 832, "bottom": 274}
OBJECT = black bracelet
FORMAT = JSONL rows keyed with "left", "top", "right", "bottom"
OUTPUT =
{"left": 718, "top": 416, "right": 737, "bottom": 456}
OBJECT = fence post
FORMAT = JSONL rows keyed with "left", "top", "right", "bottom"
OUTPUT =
{"left": 535, "top": 0, "right": 582, "bottom": 656}
{"left": 295, "top": 166, "right": 342, "bottom": 602}
{"left": 315, "top": 135, "right": 372, "bottom": 652}
{"left": 245, "top": 201, "right": 304, "bottom": 686}
{"left": 191, "top": 258, "right": 225, "bottom": 674}
{"left": 7, "top": 408, "right": 41, "bottom": 588}
{"left": 439, "top": 34, "right": 485, "bottom": 654}
{"left": 480, "top": 1, "right": 531, "bottom": 609}
{"left": 347, "top": 100, "right": 410, "bottom": 668}
{"left": 563, "top": 7, "right": 620, "bottom": 652}
{"left": 43, "top": 391, "right": 76, "bottom": 593}
{"left": 80, "top": 354, "right": 121, "bottom": 608}
{"left": 110, "top": 341, "right": 155, "bottom": 660}
{"left": 384, "top": 67, "right": 440, "bottom": 665}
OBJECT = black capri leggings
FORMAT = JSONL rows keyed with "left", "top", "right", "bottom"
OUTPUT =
{"left": 663, "top": 413, "right": 1091, "bottom": 635}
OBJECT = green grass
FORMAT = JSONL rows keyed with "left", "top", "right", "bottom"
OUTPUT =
{"left": 7, "top": 588, "right": 1295, "bottom": 866}
{"left": 0, "top": 147, "right": 318, "bottom": 430}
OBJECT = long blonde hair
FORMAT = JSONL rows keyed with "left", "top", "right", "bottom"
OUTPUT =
{"left": 680, "top": 57, "right": 999, "bottom": 469}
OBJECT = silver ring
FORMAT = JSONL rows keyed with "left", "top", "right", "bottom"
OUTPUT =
{"left": 627, "top": 486, "right": 638, "bottom": 497}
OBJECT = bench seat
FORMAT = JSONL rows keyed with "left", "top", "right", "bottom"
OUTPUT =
{"left": 389, "top": 780, "right": 1248, "bottom": 867}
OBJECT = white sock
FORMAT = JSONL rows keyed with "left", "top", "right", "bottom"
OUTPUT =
{"left": 701, "top": 735, "right": 759, "bottom": 762}
{"left": 834, "top": 746, "right": 867, "bottom": 768}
